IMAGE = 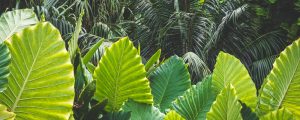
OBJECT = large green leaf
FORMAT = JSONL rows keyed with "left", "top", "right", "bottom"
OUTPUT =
{"left": 0, "top": 43, "right": 10, "bottom": 92}
{"left": 212, "top": 51, "right": 257, "bottom": 109}
{"left": 258, "top": 38, "right": 300, "bottom": 116}
{"left": 260, "top": 108, "right": 294, "bottom": 120}
{"left": 149, "top": 55, "right": 191, "bottom": 112}
{"left": 123, "top": 100, "right": 165, "bottom": 120}
{"left": 172, "top": 76, "right": 216, "bottom": 120}
{"left": 0, "top": 9, "right": 38, "bottom": 43}
{"left": 0, "top": 22, "right": 75, "bottom": 119}
{"left": 93, "top": 37, "right": 153, "bottom": 111}
{"left": 206, "top": 85, "right": 242, "bottom": 120}
{"left": 0, "top": 104, "right": 15, "bottom": 120}
{"left": 164, "top": 110, "right": 185, "bottom": 120}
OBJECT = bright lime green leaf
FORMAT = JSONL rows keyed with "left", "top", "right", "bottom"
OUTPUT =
{"left": 207, "top": 85, "right": 242, "bottom": 120}
{"left": 0, "top": 22, "right": 75, "bottom": 119}
{"left": 82, "top": 38, "right": 104, "bottom": 65}
{"left": 0, "top": 43, "right": 10, "bottom": 92}
{"left": 123, "top": 100, "right": 164, "bottom": 120}
{"left": 260, "top": 108, "right": 294, "bottom": 120}
{"left": 258, "top": 38, "right": 300, "bottom": 117}
{"left": 172, "top": 76, "right": 216, "bottom": 120}
{"left": 164, "top": 110, "right": 185, "bottom": 120}
{"left": 0, "top": 104, "right": 15, "bottom": 120}
{"left": 93, "top": 37, "right": 153, "bottom": 111}
{"left": 145, "top": 49, "right": 161, "bottom": 71}
{"left": 0, "top": 9, "right": 38, "bottom": 43}
{"left": 149, "top": 55, "right": 190, "bottom": 112}
{"left": 212, "top": 51, "right": 257, "bottom": 109}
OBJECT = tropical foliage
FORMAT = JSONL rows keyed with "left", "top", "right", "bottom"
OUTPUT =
{"left": 0, "top": 0, "right": 299, "bottom": 120}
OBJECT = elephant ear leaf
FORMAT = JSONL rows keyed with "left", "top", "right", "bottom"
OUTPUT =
{"left": 0, "top": 104, "right": 15, "bottom": 120}
{"left": 212, "top": 51, "right": 257, "bottom": 109}
{"left": 93, "top": 37, "right": 153, "bottom": 111}
{"left": 122, "top": 99, "right": 165, "bottom": 120}
{"left": 164, "top": 110, "right": 185, "bottom": 120}
{"left": 172, "top": 76, "right": 216, "bottom": 120}
{"left": 0, "top": 9, "right": 38, "bottom": 42}
{"left": 0, "top": 22, "right": 75, "bottom": 120}
{"left": 260, "top": 108, "right": 294, "bottom": 120}
{"left": 0, "top": 43, "right": 10, "bottom": 92}
{"left": 258, "top": 38, "right": 300, "bottom": 117}
{"left": 149, "top": 55, "right": 191, "bottom": 112}
{"left": 207, "top": 84, "right": 242, "bottom": 120}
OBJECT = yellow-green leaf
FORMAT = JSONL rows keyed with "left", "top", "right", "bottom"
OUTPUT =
{"left": 93, "top": 37, "right": 153, "bottom": 111}
{"left": 0, "top": 22, "right": 74, "bottom": 119}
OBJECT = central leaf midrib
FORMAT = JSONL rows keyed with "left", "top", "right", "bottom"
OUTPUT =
{"left": 11, "top": 36, "right": 43, "bottom": 111}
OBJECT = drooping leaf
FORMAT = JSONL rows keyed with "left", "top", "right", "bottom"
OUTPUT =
{"left": 149, "top": 55, "right": 191, "bottom": 112}
{"left": 0, "top": 22, "right": 75, "bottom": 119}
{"left": 93, "top": 37, "right": 153, "bottom": 111}
{"left": 69, "top": 10, "right": 83, "bottom": 62}
{"left": 258, "top": 38, "right": 300, "bottom": 117}
{"left": 0, "top": 104, "right": 15, "bottom": 120}
{"left": 164, "top": 110, "right": 185, "bottom": 120}
{"left": 0, "top": 43, "right": 10, "bottom": 92}
{"left": 260, "top": 108, "right": 294, "bottom": 120}
{"left": 145, "top": 49, "right": 161, "bottom": 71}
{"left": 212, "top": 51, "right": 257, "bottom": 109}
{"left": 0, "top": 9, "right": 38, "bottom": 43}
{"left": 123, "top": 100, "right": 165, "bottom": 120}
{"left": 83, "top": 38, "right": 104, "bottom": 65}
{"left": 172, "top": 76, "right": 216, "bottom": 120}
{"left": 207, "top": 84, "right": 242, "bottom": 120}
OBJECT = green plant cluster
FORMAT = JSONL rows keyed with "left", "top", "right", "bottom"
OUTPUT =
{"left": 0, "top": 9, "right": 300, "bottom": 120}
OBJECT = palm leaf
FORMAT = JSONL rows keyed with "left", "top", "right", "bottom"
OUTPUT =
{"left": 0, "top": 43, "right": 10, "bottom": 92}
{"left": 258, "top": 38, "right": 300, "bottom": 117}
{"left": 0, "top": 22, "right": 74, "bottom": 119}
{"left": 0, "top": 9, "right": 38, "bottom": 42}
{"left": 207, "top": 84, "right": 242, "bottom": 120}
{"left": 212, "top": 51, "right": 257, "bottom": 109}
{"left": 149, "top": 55, "right": 191, "bottom": 112}
{"left": 260, "top": 108, "right": 294, "bottom": 120}
{"left": 0, "top": 104, "right": 15, "bottom": 120}
{"left": 172, "top": 76, "right": 216, "bottom": 120}
{"left": 164, "top": 110, "right": 185, "bottom": 120}
{"left": 93, "top": 37, "right": 153, "bottom": 111}
{"left": 122, "top": 99, "right": 165, "bottom": 120}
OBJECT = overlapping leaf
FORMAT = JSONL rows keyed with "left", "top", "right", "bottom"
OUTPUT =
{"left": 0, "top": 22, "right": 75, "bottom": 119}
{"left": 260, "top": 108, "right": 294, "bottom": 120}
{"left": 212, "top": 51, "right": 257, "bottom": 109}
{"left": 0, "top": 104, "right": 15, "bottom": 120}
{"left": 0, "top": 9, "right": 38, "bottom": 42}
{"left": 123, "top": 100, "right": 164, "bottom": 120}
{"left": 0, "top": 43, "right": 10, "bottom": 92}
{"left": 149, "top": 55, "right": 191, "bottom": 112}
{"left": 93, "top": 37, "right": 153, "bottom": 111}
{"left": 258, "top": 38, "right": 300, "bottom": 117}
{"left": 172, "top": 76, "right": 216, "bottom": 120}
{"left": 207, "top": 85, "right": 242, "bottom": 120}
{"left": 164, "top": 110, "right": 185, "bottom": 120}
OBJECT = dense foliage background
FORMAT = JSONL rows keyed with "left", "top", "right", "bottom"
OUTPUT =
{"left": 2, "top": 0, "right": 299, "bottom": 87}
{"left": 0, "top": 0, "right": 300, "bottom": 120}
